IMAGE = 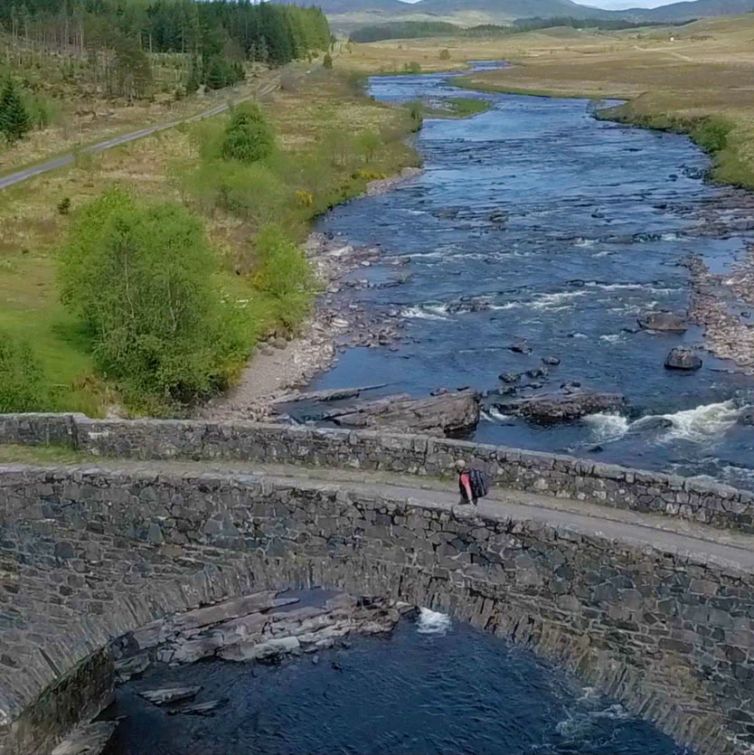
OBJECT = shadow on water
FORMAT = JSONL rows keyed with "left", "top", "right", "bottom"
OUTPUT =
{"left": 305, "top": 62, "right": 754, "bottom": 489}
{"left": 102, "top": 613, "right": 692, "bottom": 755}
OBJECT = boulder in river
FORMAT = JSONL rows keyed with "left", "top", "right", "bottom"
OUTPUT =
{"left": 499, "top": 390, "right": 625, "bottom": 424}
{"left": 664, "top": 347, "right": 702, "bottom": 371}
{"left": 638, "top": 311, "right": 689, "bottom": 333}
{"left": 140, "top": 686, "right": 201, "bottom": 706}
{"left": 169, "top": 699, "right": 228, "bottom": 717}
{"left": 508, "top": 339, "right": 531, "bottom": 355}
{"left": 323, "top": 389, "right": 481, "bottom": 436}
{"left": 737, "top": 406, "right": 754, "bottom": 426}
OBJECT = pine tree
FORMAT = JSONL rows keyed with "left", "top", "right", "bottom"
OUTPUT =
{"left": 0, "top": 77, "right": 31, "bottom": 145}
{"left": 186, "top": 56, "right": 201, "bottom": 94}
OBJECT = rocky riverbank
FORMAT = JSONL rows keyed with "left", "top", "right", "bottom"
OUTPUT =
{"left": 202, "top": 169, "right": 423, "bottom": 423}
{"left": 687, "top": 251, "right": 754, "bottom": 371}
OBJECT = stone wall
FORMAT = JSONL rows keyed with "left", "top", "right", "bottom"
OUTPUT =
{"left": 2, "top": 413, "right": 754, "bottom": 533}
{"left": 0, "top": 463, "right": 752, "bottom": 754}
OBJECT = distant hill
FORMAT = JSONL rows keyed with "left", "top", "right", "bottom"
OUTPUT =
{"left": 619, "top": 0, "right": 754, "bottom": 21}
{"left": 314, "top": 0, "right": 754, "bottom": 32}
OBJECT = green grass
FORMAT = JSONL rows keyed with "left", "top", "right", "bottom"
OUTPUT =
{"left": 0, "top": 443, "right": 87, "bottom": 464}
{"left": 445, "top": 97, "right": 492, "bottom": 117}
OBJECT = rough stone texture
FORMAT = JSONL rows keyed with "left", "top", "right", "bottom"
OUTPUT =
{"left": 1, "top": 414, "right": 752, "bottom": 533}
{"left": 665, "top": 347, "right": 703, "bottom": 371}
{"left": 498, "top": 390, "right": 626, "bottom": 423}
{"left": 319, "top": 389, "right": 481, "bottom": 436}
{"left": 0, "top": 463, "right": 753, "bottom": 755}
{"left": 638, "top": 311, "right": 689, "bottom": 333}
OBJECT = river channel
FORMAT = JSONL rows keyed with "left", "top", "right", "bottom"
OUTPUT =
{"left": 104, "top": 610, "right": 689, "bottom": 754}
{"left": 305, "top": 65, "right": 754, "bottom": 488}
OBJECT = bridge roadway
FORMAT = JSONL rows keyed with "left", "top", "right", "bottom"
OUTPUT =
{"left": 1, "top": 458, "right": 753, "bottom": 754}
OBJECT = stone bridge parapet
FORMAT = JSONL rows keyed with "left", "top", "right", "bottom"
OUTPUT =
{"left": 1, "top": 413, "right": 753, "bottom": 533}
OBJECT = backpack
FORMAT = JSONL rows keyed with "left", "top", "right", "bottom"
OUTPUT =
{"left": 469, "top": 468, "right": 490, "bottom": 499}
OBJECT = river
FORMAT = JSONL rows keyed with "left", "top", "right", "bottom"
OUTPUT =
{"left": 303, "top": 65, "right": 754, "bottom": 489}
{"left": 103, "top": 609, "right": 690, "bottom": 754}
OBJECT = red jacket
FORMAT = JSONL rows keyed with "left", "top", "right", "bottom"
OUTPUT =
{"left": 459, "top": 470, "right": 474, "bottom": 501}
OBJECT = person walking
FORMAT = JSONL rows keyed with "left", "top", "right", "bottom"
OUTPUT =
{"left": 456, "top": 459, "right": 478, "bottom": 506}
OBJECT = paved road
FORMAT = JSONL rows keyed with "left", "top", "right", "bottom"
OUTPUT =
{"left": 0, "top": 75, "right": 279, "bottom": 191}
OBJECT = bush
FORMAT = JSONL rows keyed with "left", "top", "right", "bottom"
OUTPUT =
{"left": 323, "top": 52, "right": 333, "bottom": 69}
{"left": 57, "top": 197, "right": 71, "bottom": 215}
{"left": 357, "top": 129, "right": 381, "bottom": 163}
{"left": 439, "top": 49, "right": 451, "bottom": 60}
{"left": 692, "top": 117, "right": 733, "bottom": 154}
{"left": 0, "top": 331, "right": 51, "bottom": 412}
{"left": 406, "top": 100, "right": 424, "bottom": 131}
{"left": 221, "top": 102, "right": 275, "bottom": 164}
{"left": 253, "top": 224, "right": 313, "bottom": 328}
{"left": 59, "top": 190, "right": 247, "bottom": 411}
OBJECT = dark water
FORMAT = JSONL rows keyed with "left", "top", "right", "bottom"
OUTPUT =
{"left": 104, "top": 611, "right": 690, "bottom": 754}
{"left": 308, "top": 66, "right": 754, "bottom": 488}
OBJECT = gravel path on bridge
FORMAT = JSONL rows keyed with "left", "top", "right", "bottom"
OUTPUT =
{"left": 15, "top": 457, "right": 754, "bottom": 574}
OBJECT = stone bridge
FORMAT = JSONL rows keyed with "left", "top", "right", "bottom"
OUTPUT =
{"left": 0, "top": 414, "right": 753, "bottom": 755}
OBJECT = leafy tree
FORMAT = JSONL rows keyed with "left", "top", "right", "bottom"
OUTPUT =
{"left": 221, "top": 102, "right": 275, "bottom": 164}
{"left": 0, "top": 77, "right": 31, "bottom": 144}
{"left": 59, "top": 189, "right": 246, "bottom": 411}
{"left": 253, "top": 224, "right": 313, "bottom": 328}
{"left": 0, "top": 331, "right": 51, "bottom": 412}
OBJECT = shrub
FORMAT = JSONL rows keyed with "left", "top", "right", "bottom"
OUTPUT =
{"left": 59, "top": 189, "right": 247, "bottom": 411}
{"left": 439, "top": 48, "right": 451, "bottom": 60}
{"left": 323, "top": 52, "right": 333, "bottom": 69}
{"left": 0, "top": 331, "right": 51, "bottom": 412}
{"left": 253, "top": 224, "right": 313, "bottom": 328}
{"left": 57, "top": 197, "right": 71, "bottom": 215}
{"left": 404, "top": 61, "right": 422, "bottom": 74}
{"left": 406, "top": 100, "right": 424, "bottom": 131}
{"left": 221, "top": 102, "right": 275, "bottom": 164}
{"left": 692, "top": 117, "right": 733, "bottom": 155}
{"left": 357, "top": 129, "right": 381, "bottom": 163}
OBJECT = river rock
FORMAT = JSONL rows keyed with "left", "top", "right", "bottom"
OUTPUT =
{"left": 508, "top": 339, "right": 531, "bottom": 354}
{"left": 114, "top": 654, "right": 150, "bottom": 684}
{"left": 169, "top": 699, "right": 227, "bottom": 716}
{"left": 322, "top": 389, "right": 481, "bottom": 436}
{"left": 51, "top": 722, "right": 118, "bottom": 755}
{"left": 140, "top": 686, "right": 202, "bottom": 706}
{"left": 500, "top": 390, "right": 626, "bottom": 424}
{"left": 542, "top": 356, "right": 561, "bottom": 366}
{"left": 737, "top": 406, "right": 754, "bottom": 426}
{"left": 664, "top": 347, "right": 702, "bottom": 371}
{"left": 638, "top": 311, "right": 689, "bottom": 333}
{"left": 499, "top": 372, "right": 520, "bottom": 384}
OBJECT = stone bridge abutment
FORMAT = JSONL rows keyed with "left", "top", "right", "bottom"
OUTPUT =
{"left": 0, "top": 415, "right": 752, "bottom": 754}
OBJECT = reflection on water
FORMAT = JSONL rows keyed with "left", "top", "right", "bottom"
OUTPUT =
{"left": 310, "top": 66, "right": 754, "bottom": 486}
{"left": 103, "top": 615, "right": 692, "bottom": 755}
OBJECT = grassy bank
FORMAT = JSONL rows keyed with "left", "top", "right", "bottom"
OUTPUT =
{"left": 0, "top": 65, "right": 419, "bottom": 416}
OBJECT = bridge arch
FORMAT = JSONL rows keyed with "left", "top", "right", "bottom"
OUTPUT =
{"left": 1, "top": 461, "right": 752, "bottom": 755}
